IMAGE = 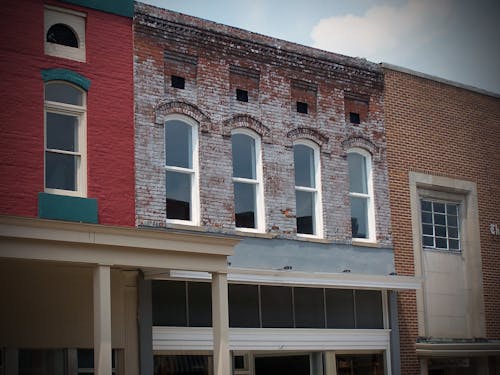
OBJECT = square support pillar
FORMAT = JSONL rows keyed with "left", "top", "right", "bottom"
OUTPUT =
{"left": 211, "top": 272, "right": 230, "bottom": 375}
{"left": 94, "top": 265, "right": 112, "bottom": 375}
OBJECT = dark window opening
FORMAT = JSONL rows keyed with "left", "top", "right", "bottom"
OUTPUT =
{"left": 297, "top": 101, "right": 308, "bottom": 114}
{"left": 154, "top": 355, "right": 210, "bottom": 375}
{"left": 228, "top": 284, "right": 260, "bottom": 328}
{"left": 349, "top": 112, "right": 360, "bottom": 124}
{"left": 46, "top": 23, "right": 78, "bottom": 47}
{"left": 255, "top": 355, "right": 310, "bottom": 375}
{"left": 236, "top": 89, "right": 248, "bottom": 102}
{"left": 233, "top": 355, "right": 246, "bottom": 370}
{"left": 261, "top": 285, "right": 293, "bottom": 328}
{"left": 171, "top": 75, "right": 185, "bottom": 89}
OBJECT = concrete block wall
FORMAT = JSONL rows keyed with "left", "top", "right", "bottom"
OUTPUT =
{"left": 134, "top": 3, "right": 392, "bottom": 246}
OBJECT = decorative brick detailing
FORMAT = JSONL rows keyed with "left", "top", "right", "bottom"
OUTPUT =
{"left": 286, "top": 127, "right": 328, "bottom": 150}
{"left": 341, "top": 136, "right": 380, "bottom": 160}
{"left": 222, "top": 114, "right": 271, "bottom": 140}
{"left": 155, "top": 100, "right": 211, "bottom": 131}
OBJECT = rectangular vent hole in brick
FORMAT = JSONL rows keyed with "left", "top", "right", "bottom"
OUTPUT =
{"left": 349, "top": 112, "right": 360, "bottom": 124}
{"left": 171, "top": 75, "right": 185, "bottom": 89}
{"left": 297, "top": 101, "right": 308, "bottom": 114}
{"left": 236, "top": 88, "right": 248, "bottom": 102}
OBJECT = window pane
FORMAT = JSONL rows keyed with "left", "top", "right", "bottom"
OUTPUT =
{"left": 165, "top": 120, "right": 192, "bottom": 168}
{"left": 45, "top": 151, "right": 77, "bottom": 191}
{"left": 421, "top": 200, "right": 432, "bottom": 212}
{"left": 355, "top": 290, "right": 383, "bottom": 329}
{"left": 294, "top": 144, "right": 315, "bottom": 188}
{"left": 166, "top": 171, "right": 191, "bottom": 220}
{"left": 421, "top": 211, "right": 433, "bottom": 224}
{"left": 447, "top": 204, "right": 458, "bottom": 215}
{"left": 261, "top": 286, "right": 293, "bottom": 328}
{"left": 336, "top": 354, "right": 384, "bottom": 375}
{"left": 423, "top": 235, "right": 434, "bottom": 247}
{"left": 45, "top": 83, "right": 83, "bottom": 105}
{"left": 347, "top": 153, "right": 367, "bottom": 194}
{"left": 422, "top": 224, "right": 433, "bottom": 235}
{"left": 154, "top": 355, "right": 210, "bottom": 375}
{"left": 434, "top": 213, "right": 446, "bottom": 225}
{"left": 434, "top": 202, "right": 445, "bottom": 213}
{"left": 234, "top": 182, "right": 256, "bottom": 228}
{"left": 232, "top": 133, "right": 256, "bottom": 179}
{"left": 296, "top": 190, "right": 314, "bottom": 235}
{"left": 255, "top": 355, "right": 310, "bottom": 375}
{"left": 435, "top": 225, "right": 446, "bottom": 237}
{"left": 228, "top": 284, "right": 260, "bottom": 328}
{"left": 152, "top": 281, "right": 187, "bottom": 326}
{"left": 188, "top": 282, "right": 212, "bottom": 327}
{"left": 325, "top": 289, "right": 355, "bottom": 328}
{"left": 447, "top": 215, "right": 458, "bottom": 227}
{"left": 448, "top": 227, "right": 459, "bottom": 238}
{"left": 46, "top": 23, "right": 78, "bottom": 47}
{"left": 294, "top": 287, "right": 325, "bottom": 328}
{"left": 350, "top": 197, "right": 368, "bottom": 238}
{"left": 47, "top": 112, "right": 78, "bottom": 151}
{"left": 449, "top": 239, "right": 460, "bottom": 250}
{"left": 19, "top": 349, "right": 66, "bottom": 375}
{"left": 435, "top": 237, "right": 447, "bottom": 249}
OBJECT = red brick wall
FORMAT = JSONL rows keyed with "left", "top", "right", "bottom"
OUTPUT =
{"left": 0, "top": 0, "right": 135, "bottom": 226}
{"left": 384, "top": 67, "right": 500, "bottom": 374}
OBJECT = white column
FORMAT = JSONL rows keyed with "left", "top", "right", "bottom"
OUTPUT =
{"left": 94, "top": 265, "right": 112, "bottom": 375}
{"left": 211, "top": 272, "right": 230, "bottom": 375}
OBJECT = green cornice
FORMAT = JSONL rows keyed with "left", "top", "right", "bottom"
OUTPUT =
{"left": 61, "top": 0, "right": 133, "bottom": 18}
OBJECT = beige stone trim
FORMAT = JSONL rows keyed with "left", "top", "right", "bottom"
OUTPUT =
{"left": 416, "top": 342, "right": 500, "bottom": 357}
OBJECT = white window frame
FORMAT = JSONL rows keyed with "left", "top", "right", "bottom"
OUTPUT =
{"left": 294, "top": 140, "right": 323, "bottom": 238}
{"left": 44, "top": 81, "right": 87, "bottom": 197}
{"left": 231, "top": 128, "right": 265, "bottom": 233}
{"left": 164, "top": 114, "right": 200, "bottom": 226}
{"left": 419, "top": 197, "right": 461, "bottom": 252}
{"left": 44, "top": 5, "right": 86, "bottom": 62}
{"left": 347, "top": 148, "right": 376, "bottom": 243}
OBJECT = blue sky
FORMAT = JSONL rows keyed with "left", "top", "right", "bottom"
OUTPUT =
{"left": 141, "top": 0, "right": 500, "bottom": 94}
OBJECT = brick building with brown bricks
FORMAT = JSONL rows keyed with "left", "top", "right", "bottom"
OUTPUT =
{"left": 383, "top": 63, "right": 500, "bottom": 374}
{"left": 133, "top": 3, "right": 419, "bottom": 374}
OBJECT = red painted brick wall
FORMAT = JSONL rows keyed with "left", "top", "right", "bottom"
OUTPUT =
{"left": 0, "top": 0, "right": 135, "bottom": 226}
{"left": 384, "top": 67, "right": 500, "bottom": 374}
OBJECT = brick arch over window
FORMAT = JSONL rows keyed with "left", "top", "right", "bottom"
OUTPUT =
{"left": 287, "top": 127, "right": 329, "bottom": 152}
{"left": 155, "top": 100, "right": 211, "bottom": 132}
{"left": 222, "top": 114, "right": 271, "bottom": 142}
{"left": 341, "top": 136, "right": 380, "bottom": 161}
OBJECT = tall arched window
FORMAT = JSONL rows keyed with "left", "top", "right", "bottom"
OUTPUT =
{"left": 347, "top": 148, "right": 375, "bottom": 241}
{"left": 44, "top": 81, "right": 86, "bottom": 196}
{"left": 165, "top": 115, "right": 199, "bottom": 224}
{"left": 231, "top": 129, "right": 264, "bottom": 231}
{"left": 294, "top": 140, "right": 323, "bottom": 237}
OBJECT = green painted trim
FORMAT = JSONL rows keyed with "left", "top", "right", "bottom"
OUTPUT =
{"left": 38, "top": 192, "right": 98, "bottom": 224}
{"left": 41, "top": 68, "right": 91, "bottom": 91}
{"left": 61, "top": 0, "right": 133, "bottom": 18}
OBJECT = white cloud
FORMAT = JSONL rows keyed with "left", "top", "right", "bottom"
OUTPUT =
{"left": 310, "top": 0, "right": 450, "bottom": 61}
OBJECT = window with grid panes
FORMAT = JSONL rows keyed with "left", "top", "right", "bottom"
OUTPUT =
{"left": 421, "top": 199, "right": 460, "bottom": 251}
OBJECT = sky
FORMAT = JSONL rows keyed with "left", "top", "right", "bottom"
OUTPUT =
{"left": 141, "top": 0, "right": 500, "bottom": 94}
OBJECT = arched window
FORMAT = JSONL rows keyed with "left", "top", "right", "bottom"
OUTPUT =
{"left": 46, "top": 23, "right": 78, "bottom": 47}
{"left": 347, "top": 149, "right": 375, "bottom": 241}
{"left": 165, "top": 115, "right": 199, "bottom": 224}
{"left": 231, "top": 129, "right": 264, "bottom": 231}
{"left": 44, "top": 82, "right": 86, "bottom": 196}
{"left": 294, "top": 140, "right": 323, "bottom": 237}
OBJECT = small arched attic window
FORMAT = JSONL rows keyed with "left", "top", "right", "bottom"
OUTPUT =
{"left": 44, "top": 5, "right": 86, "bottom": 62}
{"left": 46, "top": 23, "right": 78, "bottom": 48}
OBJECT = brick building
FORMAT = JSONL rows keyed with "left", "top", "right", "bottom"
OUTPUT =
{"left": 134, "top": 3, "right": 418, "bottom": 374}
{"left": 0, "top": 1, "right": 238, "bottom": 374}
{"left": 383, "top": 64, "right": 500, "bottom": 374}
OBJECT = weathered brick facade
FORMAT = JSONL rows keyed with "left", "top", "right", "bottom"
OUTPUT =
{"left": 384, "top": 66, "right": 500, "bottom": 374}
{"left": 134, "top": 3, "right": 392, "bottom": 246}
